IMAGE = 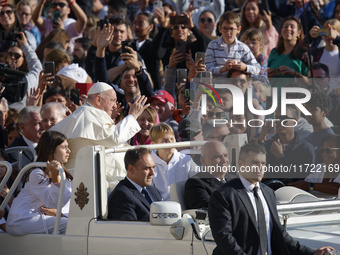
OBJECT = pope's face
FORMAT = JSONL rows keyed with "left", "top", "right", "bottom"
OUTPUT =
{"left": 100, "top": 89, "right": 117, "bottom": 116}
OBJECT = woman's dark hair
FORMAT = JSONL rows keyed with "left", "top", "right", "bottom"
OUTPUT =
{"left": 42, "top": 87, "right": 69, "bottom": 104}
{"left": 27, "top": 131, "right": 73, "bottom": 183}
{"left": 0, "top": 4, "right": 23, "bottom": 32}
{"left": 333, "top": 1, "right": 340, "bottom": 19}
{"left": 199, "top": 10, "right": 216, "bottom": 21}
{"left": 7, "top": 122, "right": 20, "bottom": 135}
{"left": 276, "top": 16, "right": 304, "bottom": 58}
{"left": 240, "top": 0, "right": 262, "bottom": 35}
{"left": 135, "top": 12, "right": 158, "bottom": 39}
{"left": 7, "top": 45, "right": 28, "bottom": 72}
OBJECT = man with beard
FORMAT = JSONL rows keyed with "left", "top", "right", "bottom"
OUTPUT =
{"left": 72, "top": 37, "right": 92, "bottom": 68}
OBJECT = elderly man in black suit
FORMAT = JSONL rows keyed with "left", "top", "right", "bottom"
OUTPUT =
{"left": 8, "top": 106, "right": 44, "bottom": 167}
{"left": 209, "top": 143, "right": 334, "bottom": 255}
{"left": 108, "top": 147, "right": 162, "bottom": 221}
{"left": 184, "top": 141, "right": 229, "bottom": 209}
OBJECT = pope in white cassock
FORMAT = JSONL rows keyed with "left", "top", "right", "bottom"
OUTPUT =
{"left": 51, "top": 82, "right": 149, "bottom": 190}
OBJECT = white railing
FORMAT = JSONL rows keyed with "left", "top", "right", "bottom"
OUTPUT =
{"left": 277, "top": 200, "right": 340, "bottom": 215}
{"left": 0, "top": 161, "right": 12, "bottom": 195}
{"left": 105, "top": 141, "right": 206, "bottom": 154}
{"left": 5, "top": 147, "right": 36, "bottom": 170}
{"left": 0, "top": 162, "right": 66, "bottom": 235}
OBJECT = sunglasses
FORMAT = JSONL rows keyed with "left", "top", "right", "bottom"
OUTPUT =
{"left": 8, "top": 52, "right": 22, "bottom": 59}
{"left": 199, "top": 18, "right": 213, "bottom": 24}
{"left": 319, "top": 147, "right": 340, "bottom": 154}
{"left": 51, "top": 2, "right": 67, "bottom": 8}
{"left": 172, "top": 25, "right": 186, "bottom": 30}
{"left": 0, "top": 10, "right": 13, "bottom": 17}
{"left": 207, "top": 111, "right": 226, "bottom": 119}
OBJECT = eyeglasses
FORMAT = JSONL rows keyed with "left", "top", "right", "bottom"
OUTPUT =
{"left": 8, "top": 52, "right": 22, "bottom": 59}
{"left": 220, "top": 26, "right": 238, "bottom": 32}
{"left": 51, "top": 2, "right": 67, "bottom": 8}
{"left": 19, "top": 12, "right": 31, "bottom": 16}
{"left": 172, "top": 25, "right": 186, "bottom": 30}
{"left": 319, "top": 147, "right": 340, "bottom": 154}
{"left": 0, "top": 10, "right": 13, "bottom": 17}
{"left": 200, "top": 17, "right": 213, "bottom": 24}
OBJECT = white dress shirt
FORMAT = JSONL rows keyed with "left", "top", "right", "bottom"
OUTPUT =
{"left": 240, "top": 175, "right": 272, "bottom": 255}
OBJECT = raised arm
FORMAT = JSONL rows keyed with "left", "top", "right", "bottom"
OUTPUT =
{"left": 67, "top": 0, "right": 87, "bottom": 34}
{"left": 31, "top": 0, "right": 46, "bottom": 31}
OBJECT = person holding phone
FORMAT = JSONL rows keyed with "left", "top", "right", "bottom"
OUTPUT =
{"left": 298, "top": 19, "right": 340, "bottom": 90}
{"left": 0, "top": 4, "right": 36, "bottom": 52}
{"left": 152, "top": 8, "right": 211, "bottom": 70}
{"left": 2, "top": 32, "right": 42, "bottom": 110}
{"left": 239, "top": 0, "right": 278, "bottom": 58}
{"left": 31, "top": 0, "right": 87, "bottom": 51}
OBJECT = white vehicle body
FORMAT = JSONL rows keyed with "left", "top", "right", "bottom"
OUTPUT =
{"left": 0, "top": 143, "right": 339, "bottom": 254}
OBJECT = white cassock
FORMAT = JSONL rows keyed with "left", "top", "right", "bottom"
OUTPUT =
{"left": 51, "top": 103, "right": 141, "bottom": 190}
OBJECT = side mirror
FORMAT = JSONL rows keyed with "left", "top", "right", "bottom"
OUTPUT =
{"left": 150, "top": 201, "right": 181, "bottom": 226}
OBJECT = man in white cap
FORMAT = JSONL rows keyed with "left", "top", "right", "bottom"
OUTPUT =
{"left": 51, "top": 81, "right": 148, "bottom": 170}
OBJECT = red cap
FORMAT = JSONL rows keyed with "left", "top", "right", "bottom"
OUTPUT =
{"left": 148, "top": 90, "right": 175, "bottom": 105}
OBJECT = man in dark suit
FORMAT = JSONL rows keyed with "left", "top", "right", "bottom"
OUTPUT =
{"left": 185, "top": 141, "right": 230, "bottom": 209}
{"left": 108, "top": 147, "right": 162, "bottom": 221}
{"left": 8, "top": 106, "right": 44, "bottom": 168}
{"left": 209, "top": 143, "right": 333, "bottom": 255}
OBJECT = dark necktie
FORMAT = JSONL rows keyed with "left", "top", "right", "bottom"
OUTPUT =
{"left": 141, "top": 188, "right": 154, "bottom": 204}
{"left": 253, "top": 186, "right": 268, "bottom": 255}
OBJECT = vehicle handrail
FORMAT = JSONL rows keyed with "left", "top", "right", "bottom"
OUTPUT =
{"left": 0, "top": 162, "right": 66, "bottom": 235}
{"left": 5, "top": 146, "right": 37, "bottom": 170}
{"left": 277, "top": 199, "right": 340, "bottom": 215}
{"left": 0, "top": 162, "right": 46, "bottom": 212}
{"left": 53, "top": 166, "right": 66, "bottom": 235}
{"left": 0, "top": 161, "right": 12, "bottom": 195}
{"left": 105, "top": 141, "right": 206, "bottom": 154}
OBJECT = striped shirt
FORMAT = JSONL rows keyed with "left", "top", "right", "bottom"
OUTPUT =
{"left": 205, "top": 37, "right": 261, "bottom": 77}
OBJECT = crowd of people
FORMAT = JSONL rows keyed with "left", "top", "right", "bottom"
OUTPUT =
{"left": 0, "top": 0, "right": 339, "bottom": 253}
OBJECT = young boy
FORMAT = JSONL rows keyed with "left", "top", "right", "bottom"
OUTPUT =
{"left": 205, "top": 11, "right": 260, "bottom": 77}
{"left": 304, "top": 90, "right": 334, "bottom": 164}
{"left": 150, "top": 123, "right": 197, "bottom": 201}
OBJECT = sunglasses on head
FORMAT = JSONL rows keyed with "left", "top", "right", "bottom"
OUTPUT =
{"left": 319, "top": 147, "right": 340, "bottom": 154}
{"left": 0, "top": 10, "right": 13, "bottom": 17}
{"left": 199, "top": 18, "right": 213, "bottom": 24}
{"left": 51, "top": 2, "right": 67, "bottom": 8}
{"left": 8, "top": 52, "right": 22, "bottom": 59}
{"left": 172, "top": 25, "right": 186, "bottom": 30}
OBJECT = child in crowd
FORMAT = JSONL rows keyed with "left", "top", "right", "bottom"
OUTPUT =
{"left": 240, "top": 28, "right": 269, "bottom": 84}
{"left": 205, "top": 11, "right": 261, "bottom": 77}
{"left": 149, "top": 123, "right": 197, "bottom": 201}
{"left": 304, "top": 90, "right": 334, "bottom": 164}
{"left": 252, "top": 80, "right": 271, "bottom": 110}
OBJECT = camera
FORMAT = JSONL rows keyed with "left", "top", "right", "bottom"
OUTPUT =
{"left": 0, "top": 31, "right": 21, "bottom": 42}
{"left": 0, "top": 63, "right": 26, "bottom": 103}
{"left": 170, "top": 15, "right": 189, "bottom": 25}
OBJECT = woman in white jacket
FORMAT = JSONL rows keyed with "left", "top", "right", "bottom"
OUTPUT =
{"left": 6, "top": 131, "right": 72, "bottom": 235}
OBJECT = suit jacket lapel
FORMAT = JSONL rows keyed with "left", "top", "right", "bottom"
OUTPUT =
{"left": 235, "top": 179, "right": 258, "bottom": 233}
{"left": 124, "top": 178, "right": 151, "bottom": 209}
